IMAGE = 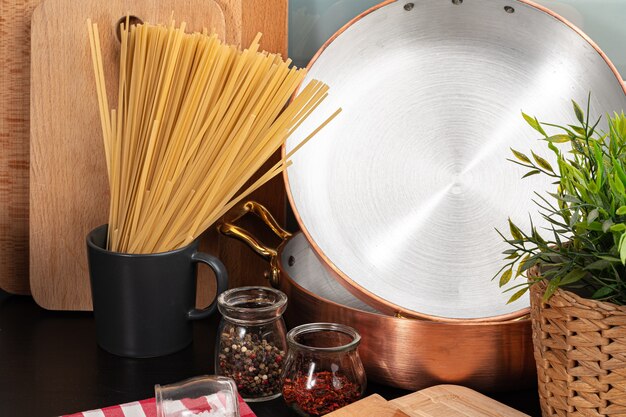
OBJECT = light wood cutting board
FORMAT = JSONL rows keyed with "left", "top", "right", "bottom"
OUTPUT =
{"left": 0, "top": 0, "right": 40, "bottom": 295}
{"left": 390, "top": 385, "right": 529, "bottom": 417}
{"left": 325, "top": 385, "right": 529, "bottom": 417}
{"left": 30, "top": 0, "right": 288, "bottom": 311}
{"left": 0, "top": 0, "right": 243, "bottom": 297}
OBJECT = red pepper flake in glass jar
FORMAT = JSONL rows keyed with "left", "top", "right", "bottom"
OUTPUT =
{"left": 282, "top": 323, "right": 366, "bottom": 415}
{"left": 283, "top": 371, "right": 362, "bottom": 416}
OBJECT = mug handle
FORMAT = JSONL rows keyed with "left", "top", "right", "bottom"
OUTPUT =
{"left": 187, "top": 252, "right": 228, "bottom": 320}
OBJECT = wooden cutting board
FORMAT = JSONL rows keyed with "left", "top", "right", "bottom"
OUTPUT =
{"left": 390, "top": 385, "right": 529, "bottom": 417}
{"left": 0, "top": 0, "right": 39, "bottom": 295}
{"left": 325, "top": 385, "right": 529, "bottom": 417}
{"left": 30, "top": 0, "right": 289, "bottom": 311}
{"left": 30, "top": 0, "right": 226, "bottom": 310}
{"left": 326, "top": 394, "right": 411, "bottom": 417}
{"left": 0, "top": 0, "right": 245, "bottom": 297}
{"left": 3, "top": 0, "right": 285, "bottom": 307}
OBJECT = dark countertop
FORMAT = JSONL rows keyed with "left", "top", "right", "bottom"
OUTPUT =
{"left": 0, "top": 291, "right": 541, "bottom": 416}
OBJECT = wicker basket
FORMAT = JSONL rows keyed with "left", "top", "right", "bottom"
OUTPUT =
{"left": 530, "top": 280, "right": 626, "bottom": 417}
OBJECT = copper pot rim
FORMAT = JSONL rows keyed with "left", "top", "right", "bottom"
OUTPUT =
{"left": 281, "top": 0, "right": 626, "bottom": 323}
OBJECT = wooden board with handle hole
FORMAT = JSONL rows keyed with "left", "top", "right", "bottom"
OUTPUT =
{"left": 29, "top": 0, "right": 287, "bottom": 310}
{"left": 325, "top": 385, "right": 529, "bottom": 417}
{"left": 0, "top": 0, "right": 243, "bottom": 296}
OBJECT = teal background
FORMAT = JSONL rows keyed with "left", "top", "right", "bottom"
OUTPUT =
{"left": 288, "top": 0, "right": 626, "bottom": 78}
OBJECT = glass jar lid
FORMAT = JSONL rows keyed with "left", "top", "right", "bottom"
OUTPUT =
{"left": 217, "top": 286, "right": 287, "bottom": 324}
{"left": 286, "top": 322, "right": 361, "bottom": 353}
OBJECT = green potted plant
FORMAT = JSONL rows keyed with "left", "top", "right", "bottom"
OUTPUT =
{"left": 496, "top": 99, "right": 626, "bottom": 417}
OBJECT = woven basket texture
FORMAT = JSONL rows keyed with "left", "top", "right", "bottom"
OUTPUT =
{"left": 531, "top": 280, "right": 626, "bottom": 417}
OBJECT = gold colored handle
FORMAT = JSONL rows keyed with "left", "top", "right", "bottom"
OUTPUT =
{"left": 218, "top": 201, "right": 292, "bottom": 287}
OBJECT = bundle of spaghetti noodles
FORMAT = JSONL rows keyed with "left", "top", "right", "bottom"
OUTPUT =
{"left": 87, "top": 19, "right": 339, "bottom": 254}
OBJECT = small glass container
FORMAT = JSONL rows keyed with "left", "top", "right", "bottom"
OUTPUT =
{"left": 215, "top": 286, "right": 288, "bottom": 402}
{"left": 282, "top": 323, "right": 366, "bottom": 417}
{"left": 155, "top": 375, "right": 239, "bottom": 417}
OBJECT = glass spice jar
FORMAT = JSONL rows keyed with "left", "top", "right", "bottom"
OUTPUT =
{"left": 282, "top": 323, "right": 366, "bottom": 417}
{"left": 215, "top": 286, "right": 288, "bottom": 402}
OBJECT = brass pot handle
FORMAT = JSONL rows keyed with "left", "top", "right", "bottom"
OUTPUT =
{"left": 218, "top": 201, "right": 292, "bottom": 287}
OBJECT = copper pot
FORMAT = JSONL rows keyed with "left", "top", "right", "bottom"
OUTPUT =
{"left": 219, "top": 202, "right": 536, "bottom": 392}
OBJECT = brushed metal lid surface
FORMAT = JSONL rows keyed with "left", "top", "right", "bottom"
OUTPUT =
{"left": 284, "top": 0, "right": 626, "bottom": 320}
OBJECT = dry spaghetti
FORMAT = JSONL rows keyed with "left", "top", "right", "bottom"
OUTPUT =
{"left": 87, "top": 19, "right": 339, "bottom": 253}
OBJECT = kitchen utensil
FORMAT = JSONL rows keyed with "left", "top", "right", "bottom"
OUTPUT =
{"left": 86, "top": 224, "right": 228, "bottom": 358}
{"left": 283, "top": 0, "right": 626, "bottom": 321}
{"left": 219, "top": 201, "right": 536, "bottom": 392}
{"left": 326, "top": 385, "right": 529, "bottom": 417}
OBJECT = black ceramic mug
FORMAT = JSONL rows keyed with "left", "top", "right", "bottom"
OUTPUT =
{"left": 86, "top": 224, "right": 228, "bottom": 358}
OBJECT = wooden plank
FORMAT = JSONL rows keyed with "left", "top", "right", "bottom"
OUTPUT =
{"left": 325, "top": 394, "right": 411, "bottom": 417}
{"left": 390, "top": 385, "right": 529, "bottom": 417}
{"left": 29, "top": 0, "right": 226, "bottom": 310}
{"left": 325, "top": 386, "right": 528, "bottom": 417}
{"left": 28, "top": 0, "right": 287, "bottom": 310}
{"left": 0, "top": 0, "right": 40, "bottom": 295}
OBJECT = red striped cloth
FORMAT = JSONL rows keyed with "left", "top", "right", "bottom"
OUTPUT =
{"left": 62, "top": 395, "right": 255, "bottom": 417}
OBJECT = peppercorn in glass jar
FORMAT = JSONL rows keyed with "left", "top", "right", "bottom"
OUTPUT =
{"left": 282, "top": 323, "right": 366, "bottom": 416}
{"left": 215, "top": 286, "right": 288, "bottom": 402}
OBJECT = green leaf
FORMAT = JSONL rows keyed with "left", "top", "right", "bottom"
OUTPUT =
{"left": 508, "top": 219, "right": 523, "bottom": 241}
{"left": 547, "top": 141, "right": 560, "bottom": 156}
{"left": 531, "top": 151, "right": 554, "bottom": 172}
{"left": 510, "top": 148, "right": 531, "bottom": 164}
{"left": 620, "top": 235, "right": 626, "bottom": 265}
{"left": 549, "top": 192, "right": 580, "bottom": 204}
{"left": 610, "top": 224, "right": 626, "bottom": 233}
{"left": 572, "top": 100, "right": 585, "bottom": 124}
{"left": 532, "top": 227, "right": 546, "bottom": 244}
{"left": 584, "top": 260, "right": 610, "bottom": 271}
{"left": 592, "top": 286, "right": 613, "bottom": 299}
{"left": 597, "top": 255, "right": 622, "bottom": 263}
{"left": 522, "top": 112, "right": 547, "bottom": 136}
{"left": 612, "top": 175, "right": 626, "bottom": 195}
{"left": 593, "top": 142, "right": 604, "bottom": 189}
{"left": 516, "top": 255, "right": 530, "bottom": 277}
{"left": 559, "top": 269, "right": 586, "bottom": 286}
{"left": 522, "top": 169, "right": 541, "bottom": 179}
{"left": 580, "top": 221, "right": 603, "bottom": 232}
{"left": 507, "top": 287, "right": 529, "bottom": 304}
{"left": 545, "top": 134, "right": 571, "bottom": 143}
{"left": 499, "top": 269, "right": 513, "bottom": 287}
{"left": 543, "top": 278, "right": 561, "bottom": 302}
{"left": 617, "top": 206, "right": 626, "bottom": 216}
{"left": 602, "top": 220, "right": 614, "bottom": 233}
{"left": 587, "top": 208, "right": 599, "bottom": 224}
{"left": 571, "top": 125, "right": 587, "bottom": 136}
{"left": 520, "top": 256, "right": 541, "bottom": 277}
{"left": 613, "top": 159, "right": 626, "bottom": 186}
